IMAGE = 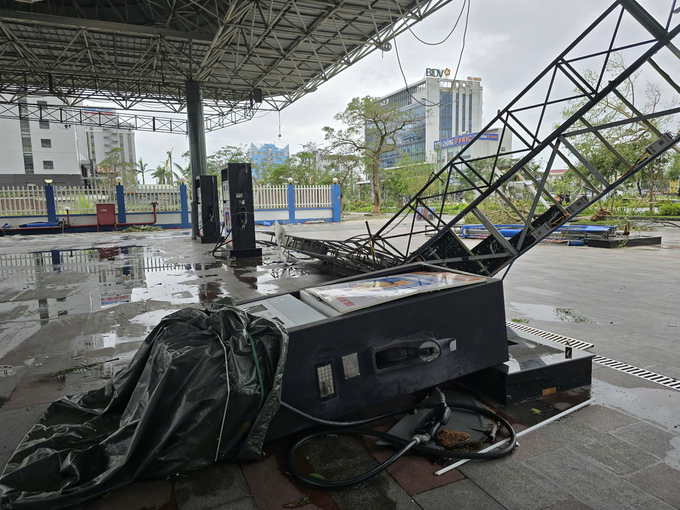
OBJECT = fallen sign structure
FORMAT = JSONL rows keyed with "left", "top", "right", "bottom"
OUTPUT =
{"left": 270, "top": 0, "right": 680, "bottom": 276}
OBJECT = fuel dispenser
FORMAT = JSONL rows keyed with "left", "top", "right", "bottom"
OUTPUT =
{"left": 195, "top": 175, "right": 220, "bottom": 244}
{"left": 221, "top": 163, "right": 262, "bottom": 258}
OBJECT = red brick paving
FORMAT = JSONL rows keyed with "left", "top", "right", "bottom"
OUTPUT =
{"left": 241, "top": 439, "right": 339, "bottom": 510}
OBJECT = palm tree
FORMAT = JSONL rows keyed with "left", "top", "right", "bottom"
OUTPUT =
{"left": 174, "top": 161, "right": 191, "bottom": 182}
{"left": 165, "top": 149, "right": 175, "bottom": 186}
{"left": 135, "top": 158, "right": 148, "bottom": 185}
{"left": 152, "top": 165, "right": 167, "bottom": 184}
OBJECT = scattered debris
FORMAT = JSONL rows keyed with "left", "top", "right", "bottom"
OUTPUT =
{"left": 435, "top": 429, "right": 472, "bottom": 449}
{"left": 511, "top": 318, "right": 530, "bottom": 324}
{"left": 283, "top": 496, "right": 310, "bottom": 508}
{"left": 120, "top": 225, "right": 162, "bottom": 233}
{"left": 49, "top": 358, "right": 120, "bottom": 379}
{"left": 0, "top": 365, "right": 16, "bottom": 377}
{"left": 590, "top": 208, "right": 613, "bottom": 222}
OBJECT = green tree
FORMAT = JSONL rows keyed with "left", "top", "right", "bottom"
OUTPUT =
{"left": 174, "top": 161, "right": 191, "bottom": 182}
{"left": 560, "top": 53, "right": 678, "bottom": 200}
{"left": 258, "top": 150, "right": 332, "bottom": 185}
{"left": 98, "top": 147, "right": 135, "bottom": 187}
{"left": 666, "top": 153, "right": 680, "bottom": 183}
{"left": 165, "top": 149, "right": 176, "bottom": 186}
{"left": 152, "top": 164, "right": 168, "bottom": 184}
{"left": 135, "top": 158, "right": 148, "bottom": 186}
{"left": 180, "top": 144, "right": 251, "bottom": 183}
{"left": 324, "top": 97, "right": 416, "bottom": 213}
{"left": 381, "top": 157, "right": 435, "bottom": 205}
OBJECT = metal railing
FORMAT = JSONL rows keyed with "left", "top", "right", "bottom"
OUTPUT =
{"left": 126, "top": 185, "right": 181, "bottom": 212}
{"left": 0, "top": 186, "right": 47, "bottom": 216}
{"left": 54, "top": 185, "right": 117, "bottom": 214}
{"left": 294, "top": 185, "right": 332, "bottom": 208}
{"left": 253, "top": 186, "right": 288, "bottom": 209}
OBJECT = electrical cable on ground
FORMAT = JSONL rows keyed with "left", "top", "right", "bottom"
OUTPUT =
{"left": 281, "top": 395, "right": 516, "bottom": 489}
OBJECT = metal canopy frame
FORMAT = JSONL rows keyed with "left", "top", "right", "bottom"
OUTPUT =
{"left": 0, "top": 0, "right": 453, "bottom": 132}
{"left": 275, "top": 0, "right": 680, "bottom": 275}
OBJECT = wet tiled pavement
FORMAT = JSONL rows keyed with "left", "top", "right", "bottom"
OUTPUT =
{"left": 0, "top": 225, "right": 679, "bottom": 509}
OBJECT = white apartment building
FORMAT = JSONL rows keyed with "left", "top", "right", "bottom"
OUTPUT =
{"left": 0, "top": 98, "right": 136, "bottom": 187}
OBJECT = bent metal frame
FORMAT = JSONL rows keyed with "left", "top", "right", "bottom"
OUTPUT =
{"left": 274, "top": 0, "right": 680, "bottom": 276}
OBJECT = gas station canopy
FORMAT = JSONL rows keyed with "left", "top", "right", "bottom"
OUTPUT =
{"left": 0, "top": 0, "right": 452, "bottom": 128}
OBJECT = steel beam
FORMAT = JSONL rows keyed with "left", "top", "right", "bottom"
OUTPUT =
{"left": 186, "top": 80, "right": 207, "bottom": 239}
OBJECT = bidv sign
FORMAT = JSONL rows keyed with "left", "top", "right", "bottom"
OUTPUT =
{"left": 426, "top": 68, "right": 451, "bottom": 78}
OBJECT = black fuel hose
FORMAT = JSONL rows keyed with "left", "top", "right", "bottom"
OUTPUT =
{"left": 281, "top": 400, "right": 517, "bottom": 489}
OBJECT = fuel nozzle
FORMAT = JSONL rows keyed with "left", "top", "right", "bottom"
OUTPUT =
{"left": 414, "top": 401, "right": 451, "bottom": 441}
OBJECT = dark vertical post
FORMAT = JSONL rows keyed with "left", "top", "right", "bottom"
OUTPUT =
{"left": 179, "top": 182, "right": 190, "bottom": 228}
{"left": 186, "top": 81, "right": 208, "bottom": 239}
{"left": 287, "top": 183, "right": 296, "bottom": 224}
{"left": 116, "top": 183, "right": 126, "bottom": 224}
{"left": 331, "top": 183, "right": 342, "bottom": 222}
{"left": 45, "top": 184, "right": 57, "bottom": 223}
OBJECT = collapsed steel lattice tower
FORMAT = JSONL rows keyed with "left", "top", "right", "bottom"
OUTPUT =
{"left": 277, "top": 0, "right": 680, "bottom": 275}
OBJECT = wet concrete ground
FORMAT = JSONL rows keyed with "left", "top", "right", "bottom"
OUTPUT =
{"left": 0, "top": 224, "right": 679, "bottom": 509}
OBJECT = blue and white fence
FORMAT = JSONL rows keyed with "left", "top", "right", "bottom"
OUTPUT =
{"left": 252, "top": 184, "right": 341, "bottom": 224}
{"left": 0, "top": 182, "right": 341, "bottom": 234}
{"left": 0, "top": 183, "right": 191, "bottom": 232}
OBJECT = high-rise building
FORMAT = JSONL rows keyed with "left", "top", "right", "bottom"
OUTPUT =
{"left": 0, "top": 98, "right": 136, "bottom": 187}
{"left": 249, "top": 143, "right": 289, "bottom": 170}
{"left": 376, "top": 73, "right": 484, "bottom": 167}
{"left": 82, "top": 108, "right": 137, "bottom": 171}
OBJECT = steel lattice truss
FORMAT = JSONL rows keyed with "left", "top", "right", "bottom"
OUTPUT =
{"left": 0, "top": 0, "right": 453, "bottom": 132}
{"left": 276, "top": 0, "right": 680, "bottom": 275}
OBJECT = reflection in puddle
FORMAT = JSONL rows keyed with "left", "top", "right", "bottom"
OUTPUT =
{"left": 0, "top": 247, "right": 242, "bottom": 324}
{"left": 0, "top": 244, "right": 333, "bottom": 367}
{"left": 130, "top": 309, "right": 181, "bottom": 328}
{"left": 510, "top": 302, "right": 599, "bottom": 324}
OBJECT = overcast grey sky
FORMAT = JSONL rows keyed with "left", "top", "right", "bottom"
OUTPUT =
{"left": 130, "top": 0, "right": 673, "bottom": 178}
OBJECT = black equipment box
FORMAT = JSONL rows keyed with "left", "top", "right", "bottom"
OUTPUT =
{"left": 195, "top": 175, "right": 220, "bottom": 244}
{"left": 221, "top": 163, "right": 262, "bottom": 258}
{"left": 237, "top": 263, "right": 509, "bottom": 440}
{"left": 459, "top": 326, "right": 594, "bottom": 404}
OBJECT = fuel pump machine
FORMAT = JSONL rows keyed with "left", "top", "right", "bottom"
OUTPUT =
{"left": 237, "top": 263, "right": 509, "bottom": 439}
{"left": 195, "top": 175, "right": 220, "bottom": 244}
{"left": 221, "top": 163, "right": 262, "bottom": 258}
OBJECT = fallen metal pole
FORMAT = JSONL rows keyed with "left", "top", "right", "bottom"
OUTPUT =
{"left": 434, "top": 398, "right": 594, "bottom": 476}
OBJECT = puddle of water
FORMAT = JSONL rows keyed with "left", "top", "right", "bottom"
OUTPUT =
{"left": 130, "top": 309, "right": 181, "bottom": 328}
{"left": 510, "top": 302, "right": 600, "bottom": 324}
{"left": 0, "top": 244, "right": 331, "bottom": 366}
{"left": 593, "top": 378, "right": 680, "bottom": 432}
